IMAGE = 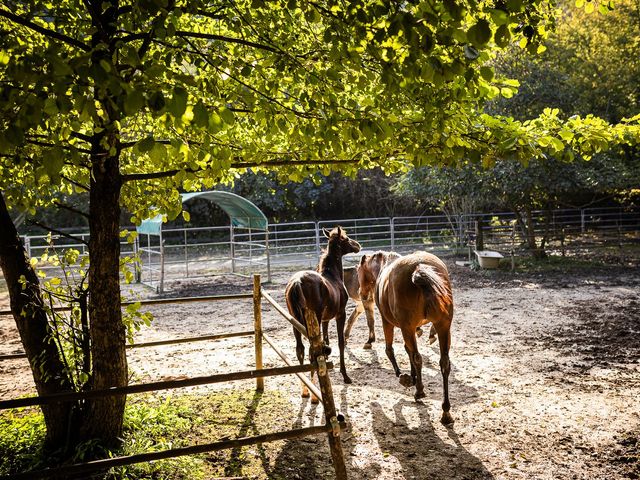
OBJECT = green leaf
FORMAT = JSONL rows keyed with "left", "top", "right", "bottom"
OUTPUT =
{"left": 219, "top": 106, "right": 235, "bottom": 125}
{"left": 137, "top": 136, "right": 155, "bottom": 153}
{"left": 168, "top": 87, "right": 188, "bottom": 117}
{"left": 148, "top": 91, "right": 166, "bottom": 112}
{"left": 549, "top": 137, "right": 564, "bottom": 152}
{"left": 193, "top": 102, "right": 209, "bottom": 128}
{"left": 489, "top": 9, "right": 509, "bottom": 26}
{"left": 495, "top": 24, "right": 511, "bottom": 48}
{"left": 480, "top": 66, "right": 494, "bottom": 82}
{"left": 99, "top": 59, "right": 112, "bottom": 72}
{"left": 43, "top": 148, "right": 64, "bottom": 179}
{"left": 149, "top": 143, "right": 167, "bottom": 162}
{"left": 43, "top": 98, "right": 58, "bottom": 116}
{"left": 124, "top": 90, "right": 145, "bottom": 116}
{"left": 467, "top": 19, "right": 492, "bottom": 47}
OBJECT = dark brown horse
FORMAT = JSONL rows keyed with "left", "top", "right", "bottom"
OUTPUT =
{"left": 365, "top": 251, "right": 455, "bottom": 425}
{"left": 285, "top": 226, "right": 361, "bottom": 398}
{"left": 343, "top": 251, "right": 401, "bottom": 349}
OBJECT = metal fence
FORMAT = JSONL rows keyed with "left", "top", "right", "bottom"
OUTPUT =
{"left": 15, "top": 206, "right": 640, "bottom": 289}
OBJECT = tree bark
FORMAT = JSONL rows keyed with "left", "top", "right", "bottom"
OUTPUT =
{"left": 0, "top": 191, "right": 75, "bottom": 447}
{"left": 79, "top": 144, "right": 127, "bottom": 443}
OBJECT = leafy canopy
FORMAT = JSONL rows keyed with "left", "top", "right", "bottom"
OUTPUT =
{"left": 0, "top": 0, "right": 638, "bottom": 222}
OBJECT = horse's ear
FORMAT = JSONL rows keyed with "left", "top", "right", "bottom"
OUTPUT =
{"left": 360, "top": 254, "right": 368, "bottom": 266}
{"left": 336, "top": 225, "right": 344, "bottom": 236}
{"left": 322, "top": 227, "right": 331, "bottom": 238}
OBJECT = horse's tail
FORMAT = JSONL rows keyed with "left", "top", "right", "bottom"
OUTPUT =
{"left": 411, "top": 264, "right": 452, "bottom": 317}
{"left": 287, "top": 281, "right": 308, "bottom": 328}
{"left": 286, "top": 280, "right": 332, "bottom": 355}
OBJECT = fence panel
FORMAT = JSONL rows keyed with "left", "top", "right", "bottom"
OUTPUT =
{"left": 12, "top": 207, "right": 640, "bottom": 288}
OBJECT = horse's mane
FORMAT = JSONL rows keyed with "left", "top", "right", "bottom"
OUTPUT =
{"left": 318, "top": 243, "right": 342, "bottom": 278}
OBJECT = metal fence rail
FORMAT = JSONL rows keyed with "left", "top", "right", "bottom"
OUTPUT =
{"left": 15, "top": 207, "right": 640, "bottom": 289}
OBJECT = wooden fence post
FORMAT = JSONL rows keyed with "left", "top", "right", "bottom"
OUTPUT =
{"left": 253, "top": 274, "right": 264, "bottom": 392}
{"left": 475, "top": 219, "right": 484, "bottom": 251}
{"left": 304, "top": 310, "right": 348, "bottom": 480}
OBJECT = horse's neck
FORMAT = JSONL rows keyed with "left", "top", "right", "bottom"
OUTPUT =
{"left": 319, "top": 246, "right": 343, "bottom": 281}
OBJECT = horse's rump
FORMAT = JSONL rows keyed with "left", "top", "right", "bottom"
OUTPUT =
{"left": 285, "top": 279, "right": 308, "bottom": 328}
{"left": 411, "top": 264, "right": 452, "bottom": 317}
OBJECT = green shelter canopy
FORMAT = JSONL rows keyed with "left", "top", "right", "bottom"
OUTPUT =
{"left": 137, "top": 191, "right": 268, "bottom": 235}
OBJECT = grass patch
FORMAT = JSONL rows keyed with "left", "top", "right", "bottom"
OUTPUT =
{"left": 0, "top": 388, "right": 296, "bottom": 479}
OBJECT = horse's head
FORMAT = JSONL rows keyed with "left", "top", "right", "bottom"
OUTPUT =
{"left": 358, "top": 251, "right": 401, "bottom": 301}
{"left": 323, "top": 226, "right": 361, "bottom": 255}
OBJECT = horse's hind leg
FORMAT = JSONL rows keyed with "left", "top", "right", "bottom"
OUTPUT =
{"left": 404, "top": 344, "right": 417, "bottom": 386}
{"left": 322, "top": 320, "right": 330, "bottom": 349}
{"left": 336, "top": 311, "right": 352, "bottom": 384}
{"left": 294, "top": 328, "right": 309, "bottom": 398}
{"left": 344, "top": 300, "right": 364, "bottom": 342}
{"left": 363, "top": 299, "right": 376, "bottom": 349}
{"left": 429, "top": 324, "right": 437, "bottom": 345}
{"left": 435, "top": 321, "right": 454, "bottom": 425}
{"left": 401, "top": 328, "right": 425, "bottom": 400}
{"left": 382, "top": 317, "right": 401, "bottom": 377}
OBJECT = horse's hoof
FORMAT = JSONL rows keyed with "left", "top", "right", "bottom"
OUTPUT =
{"left": 301, "top": 390, "right": 310, "bottom": 398}
{"left": 311, "top": 396, "right": 320, "bottom": 404}
{"left": 416, "top": 327, "right": 424, "bottom": 338}
{"left": 441, "top": 411, "right": 455, "bottom": 426}
{"left": 363, "top": 343, "right": 372, "bottom": 350}
{"left": 414, "top": 390, "right": 426, "bottom": 401}
{"left": 399, "top": 374, "right": 413, "bottom": 388}
{"left": 429, "top": 335, "right": 437, "bottom": 345}
{"left": 323, "top": 345, "right": 332, "bottom": 356}
{"left": 343, "top": 375, "right": 353, "bottom": 384}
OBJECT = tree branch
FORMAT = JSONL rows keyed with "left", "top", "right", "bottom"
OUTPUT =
{"left": 54, "top": 201, "right": 90, "bottom": 220}
{"left": 183, "top": 37, "right": 316, "bottom": 119}
{"left": 175, "top": 30, "right": 277, "bottom": 53}
{"left": 120, "top": 158, "right": 359, "bottom": 182}
{"left": 27, "top": 220, "right": 90, "bottom": 247}
{"left": 61, "top": 174, "right": 89, "bottom": 192}
{"left": 25, "top": 138, "right": 92, "bottom": 154}
{"left": 0, "top": 9, "right": 91, "bottom": 52}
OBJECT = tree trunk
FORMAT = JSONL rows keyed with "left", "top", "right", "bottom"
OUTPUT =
{"left": 77, "top": 0, "right": 128, "bottom": 444}
{"left": 0, "top": 191, "right": 75, "bottom": 447}
{"left": 79, "top": 146, "right": 127, "bottom": 443}
{"left": 524, "top": 205, "right": 546, "bottom": 258}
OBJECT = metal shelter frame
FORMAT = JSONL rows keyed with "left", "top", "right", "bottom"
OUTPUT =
{"left": 136, "top": 191, "right": 271, "bottom": 292}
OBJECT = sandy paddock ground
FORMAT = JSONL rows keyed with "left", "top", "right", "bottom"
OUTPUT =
{"left": 1, "top": 260, "right": 638, "bottom": 480}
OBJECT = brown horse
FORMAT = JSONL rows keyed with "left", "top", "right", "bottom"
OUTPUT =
{"left": 343, "top": 251, "right": 401, "bottom": 349}
{"left": 365, "top": 251, "right": 455, "bottom": 425}
{"left": 285, "top": 226, "right": 361, "bottom": 396}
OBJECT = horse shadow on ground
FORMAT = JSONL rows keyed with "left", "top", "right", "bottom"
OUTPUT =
{"left": 342, "top": 342, "right": 482, "bottom": 407}
{"left": 263, "top": 388, "right": 493, "bottom": 479}
{"left": 262, "top": 340, "right": 487, "bottom": 479}
{"left": 369, "top": 398, "right": 493, "bottom": 480}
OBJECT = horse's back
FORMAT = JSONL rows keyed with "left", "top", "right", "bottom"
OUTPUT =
{"left": 285, "top": 269, "right": 345, "bottom": 320}
{"left": 376, "top": 251, "right": 452, "bottom": 328}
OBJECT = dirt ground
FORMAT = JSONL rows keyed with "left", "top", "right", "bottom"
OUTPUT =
{"left": 1, "top": 256, "right": 639, "bottom": 479}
